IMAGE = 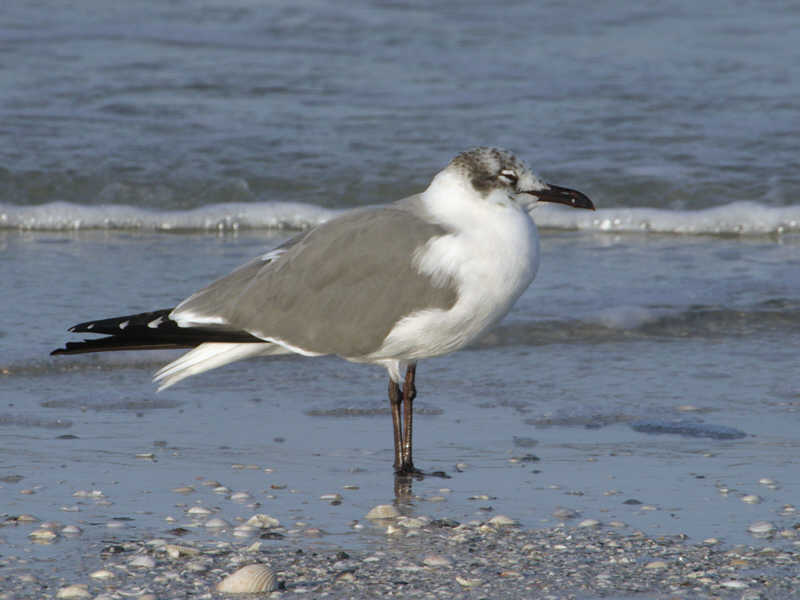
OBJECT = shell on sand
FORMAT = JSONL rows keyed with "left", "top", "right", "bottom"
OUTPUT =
{"left": 245, "top": 514, "right": 280, "bottom": 529}
{"left": 217, "top": 564, "right": 276, "bottom": 594}
{"left": 365, "top": 504, "right": 400, "bottom": 520}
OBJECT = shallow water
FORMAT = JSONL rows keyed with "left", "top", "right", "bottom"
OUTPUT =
{"left": 1, "top": 0, "right": 799, "bottom": 595}
{"left": 3, "top": 230, "right": 799, "bottom": 574}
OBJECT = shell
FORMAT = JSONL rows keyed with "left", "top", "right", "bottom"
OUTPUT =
{"left": 204, "top": 517, "right": 230, "bottom": 529}
{"left": 29, "top": 528, "right": 58, "bottom": 541}
{"left": 365, "top": 504, "right": 399, "bottom": 520}
{"left": 217, "top": 564, "right": 276, "bottom": 594}
{"left": 488, "top": 515, "right": 516, "bottom": 527}
{"left": 187, "top": 506, "right": 213, "bottom": 516}
{"left": 245, "top": 514, "right": 280, "bottom": 529}
{"left": 129, "top": 555, "right": 156, "bottom": 568}
{"left": 55, "top": 584, "right": 90, "bottom": 599}
{"left": 748, "top": 520, "right": 775, "bottom": 536}
{"left": 89, "top": 569, "right": 115, "bottom": 580}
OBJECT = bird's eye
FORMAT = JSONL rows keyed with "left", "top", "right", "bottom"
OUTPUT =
{"left": 498, "top": 170, "right": 518, "bottom": 186}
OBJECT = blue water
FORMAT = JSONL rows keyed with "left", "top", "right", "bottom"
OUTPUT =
{"left": 1, "top": 1, "right": 799, "bottom": 596}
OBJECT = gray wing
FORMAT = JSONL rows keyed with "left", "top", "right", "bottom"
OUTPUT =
{"left": 172, "top": 201, "right": 458, "bottom": 358}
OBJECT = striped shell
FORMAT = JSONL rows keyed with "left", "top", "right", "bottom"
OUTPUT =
{"left": 217, "top": 564, "right": 276, "bottom": 594}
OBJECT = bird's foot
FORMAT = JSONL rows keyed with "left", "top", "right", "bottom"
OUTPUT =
{"left": 393, "top": 464, "right": 450, "bottom": 479}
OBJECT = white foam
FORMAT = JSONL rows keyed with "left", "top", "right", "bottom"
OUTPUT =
{"left": 535, "top": 201, "right": 800, "bottom": 235}
{"left": 0, "top": 201, "right": 339, "bottom": 232}
{"left": 1, "top": 200, "right": 799, "bottom": 235}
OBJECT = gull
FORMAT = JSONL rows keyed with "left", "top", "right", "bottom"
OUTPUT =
{"left": 52, "top": 147, "right": 594, "bottom": 475}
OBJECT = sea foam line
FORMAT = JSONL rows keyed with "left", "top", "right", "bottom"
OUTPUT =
{"left": 1, "top": 200, "right": 799, "bottom": 235}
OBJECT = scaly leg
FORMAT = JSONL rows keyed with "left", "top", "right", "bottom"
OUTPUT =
{"left": 388, "top": 379, "right": 403, "bottom": 471}
{"left": 400, "top": 363, "right": 417, "bottom": 473}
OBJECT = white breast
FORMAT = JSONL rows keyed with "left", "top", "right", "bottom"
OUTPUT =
{"left": 369, "top": 173, "right": 540, "bottom": 362}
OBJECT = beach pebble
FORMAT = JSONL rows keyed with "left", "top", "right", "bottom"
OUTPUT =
{"left": 205, "top": 517, "right": 230, "bottom": 529}
{"left": 28, "top": 528, "right": 58, "bottom": 541}
{"left": 644, "top": 560, "right": 668, "bottom": 570}
{"left": 233, "top": 525, "right": 257, "bottom": 537}
{"left": 216, "top": 564, "right": 277, "bottom": 593}
{"left": 321, "top": 493, "right": 343, "bottom": 502}
{"left": 56, "top": 584, "right": 90, "bottom": 599}
{"left": 16, "top": 514, "right": 39, "bottom": 522}
{"left": 608, "top": 521, "right": 627, "bottom": 528}
{"left": 423, "top": 554, "right": 452, "bottom": 567}
{"left": 578, "top": 519, "right": 601, "bottom": 528}
{"left": 187, "top": 505, "right": 213, "bottom": 516}
{"left": 721, "top": 579, "right": 749, "bottom": 589}
{"left": 230, "top": 491, "right": 252, "bottom": 502}
{"left": 165, "top": 544, "right": 200, "bottom": 559}
{"left": 72, "top": 489, "right": 104, "bottom": 498}
{"left": 129, "top": 555, "right": 156, "bottom": 568}
{"left": 489, "top": 515, "right": 516, "bottom": 527}
{"left": 741, "top": 494, "right": 762, "bottom": 504}
{"left": 61, "top": 525, "right": 82, "bottom": 535}
{"left": 552, "top": 508, "right": 578, "bottom": 520}
{"left": 748, "top": 521, "right": 776, "bottom": 537}
{"left": 455, "top": 576, "right": 482, "bottom": 587}
{"left": 366, "top": 504, "right": 399, "bottom": 520}
{"left": 89, "top": 569, "right": 115, "bottom": 580}
{"left": 172, "top": 486, "right": 195, "bottom": 494}
{"left": 399, "top": 517, "right": 426, "bottom": 529}
{"left": 246, "top": 514, "right": 280, "bottom": 529}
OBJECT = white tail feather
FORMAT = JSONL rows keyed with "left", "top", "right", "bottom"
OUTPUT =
{"left": 154, "top": 342, "right": 278, "bottom": 391}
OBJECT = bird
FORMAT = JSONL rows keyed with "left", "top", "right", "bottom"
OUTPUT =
{"left": 52, "top": 147, "right": 594, "bottom": 476}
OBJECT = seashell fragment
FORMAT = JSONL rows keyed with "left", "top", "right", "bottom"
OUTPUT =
{"left": 217, "top": 564, "right": 277, "bottom": 593}
{"left": 423, "top": 553, "right": 452, "bottom": 567}
{"left": 16, "top": 514, "right": 39, "bottom": 522}
{"left": 61, "top": 525, "right": 82, "bottom": 535}
{"left": 129, "top": 554, "right": 156, "bottom": 568}
{"left": 29, "top": 528, "right": 58, "bottom": 541}
{"left": 748, "top": 520, "right": 775, "bottom": 537}
{"left": 578, "top": 518, "right": 601, "bottom": 528}
{"left": 488, "top": 515, "right": 516, "bottom": 527}
{"left": 366, "top": 504, "right": 399, "bottom": 520}
{"left": 245, "top": 514, "right": 280, "bottom": 529}
{"left": 165, "top": 544, "right": 200, "bottom": 559}
{"left": 205, "top": 517, "right": 230, "bottom": 529}
{"left": 56, "top": 584, "right": 90, "bottom": 599}
{"left": 187, "top": 506, "right": 213, "bottom": 516}
{"left": 89, "top": 569, "right": 115, "bottom": 580}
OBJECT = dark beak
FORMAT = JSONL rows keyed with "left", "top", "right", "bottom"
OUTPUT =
{"left": 524, "top": 184, "right": 595, "bottom": 210}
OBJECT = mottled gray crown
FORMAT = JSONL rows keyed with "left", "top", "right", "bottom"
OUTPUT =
{"left": 449, "top": 147, "right": 539, "bottom": 195}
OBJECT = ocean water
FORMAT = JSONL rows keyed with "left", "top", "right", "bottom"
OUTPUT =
{"left": 2, "top": 0, "right": 799, "bottom": 594}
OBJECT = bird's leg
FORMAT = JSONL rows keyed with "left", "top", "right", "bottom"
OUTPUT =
{"left": 400, "top": 363, "right": 417, "bottom": 473}
{"left": 388, "top": 378, "right": 403, "bottom": 471}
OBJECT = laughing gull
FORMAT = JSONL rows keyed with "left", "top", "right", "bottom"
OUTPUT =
{"left": 52, "top": 147, "right": 594, "bottom": 475}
